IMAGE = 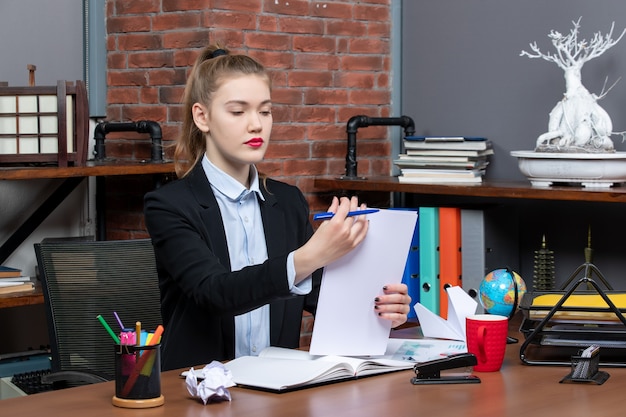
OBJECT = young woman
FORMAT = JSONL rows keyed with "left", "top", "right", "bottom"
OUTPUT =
{"left": 144, "top": 45, "right": 411, "bottom": 371}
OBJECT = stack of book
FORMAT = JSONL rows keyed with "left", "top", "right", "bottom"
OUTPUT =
{"left": 0, "top": 266, "right": 35, "bottom": 295}
{"left": 394, "top": 136, "right": 493, "bottom": 184}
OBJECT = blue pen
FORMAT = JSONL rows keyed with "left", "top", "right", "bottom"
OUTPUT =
{"left": 313, "top": 208, "right": 380, "bottom": 221}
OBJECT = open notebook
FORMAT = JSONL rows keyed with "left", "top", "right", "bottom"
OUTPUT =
{"left": 182, "top": 338, "right": 466, "bottom": 392}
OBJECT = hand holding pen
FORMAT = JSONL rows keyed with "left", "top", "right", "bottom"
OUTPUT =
{"left": 294, "top": 197, "right": 371, "bottom": 282}
{"left": 313, "top": 208, "right": 379, "bottom": 221}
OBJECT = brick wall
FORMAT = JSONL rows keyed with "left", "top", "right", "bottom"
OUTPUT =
{"left": 103, "top": 0, "right": 394, "bottom": 239}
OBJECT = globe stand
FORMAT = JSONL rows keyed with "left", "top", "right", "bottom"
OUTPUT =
{"left": 506, "top": 270, "right": 519, "bottom": 344}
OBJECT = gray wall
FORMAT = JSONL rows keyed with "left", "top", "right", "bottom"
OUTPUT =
{"left": 401, "top": 1, "right": 626, "bottom": 289}
{"left": 0, "top": 0, "right": 83, "bottom": 86}
{"left": 0, "top": 0, "right": 85, "bottom": 357}
{"left": 402, "top": 1, "right": 626, "bottom": 181}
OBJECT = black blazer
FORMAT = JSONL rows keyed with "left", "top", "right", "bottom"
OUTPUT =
{"left": 144, "top": 162, "right": 322, "bottom": 370}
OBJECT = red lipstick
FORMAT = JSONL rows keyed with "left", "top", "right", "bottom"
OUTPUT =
{"left": 246, "top": 137, "right": 264, "bottom": 148}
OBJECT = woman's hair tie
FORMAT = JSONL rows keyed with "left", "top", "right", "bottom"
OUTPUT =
{"left": 211, "top": 48, "right": 228, "bottom": 58}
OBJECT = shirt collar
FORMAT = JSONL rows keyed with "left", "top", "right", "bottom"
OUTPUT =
{"left": 201, "top": 155, "right": 265, "bottom": 202}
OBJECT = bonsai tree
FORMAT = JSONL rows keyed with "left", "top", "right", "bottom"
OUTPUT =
{"left": 521, "top": 18, "right": 626, "bottom": 153}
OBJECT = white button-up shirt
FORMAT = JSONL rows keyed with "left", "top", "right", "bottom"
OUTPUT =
{"left": 202, "top": 156, "right": 311, "bottom": 357}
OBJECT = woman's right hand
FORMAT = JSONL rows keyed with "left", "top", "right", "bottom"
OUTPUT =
{"left": 293, "top": 196, "right": 370, "bottom": 282}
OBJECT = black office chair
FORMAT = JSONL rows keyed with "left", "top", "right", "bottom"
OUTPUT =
{"left": 34, "top": 238, "right": 162, "bottom": 388}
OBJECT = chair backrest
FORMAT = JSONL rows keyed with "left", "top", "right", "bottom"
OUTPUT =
{"left": 35, "top": 238, "right": 162, "bottom": 380}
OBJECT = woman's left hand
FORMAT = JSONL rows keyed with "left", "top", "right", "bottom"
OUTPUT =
{"left": 374, "top": 283, "right": 412, "bottom": 329}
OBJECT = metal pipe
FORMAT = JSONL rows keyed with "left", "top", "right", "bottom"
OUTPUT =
{"left": 344, "top": 115, "right": 415, "bottom": 179}
{"left": 93, "top": 120, "right": 163, "bottom": 161}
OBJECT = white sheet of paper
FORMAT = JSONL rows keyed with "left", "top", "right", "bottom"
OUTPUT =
{"left": 414, "top": 286, "right": 478, "bottom": 342}
{"left": 309, "top": 209, "right": 418, "bottom": 356}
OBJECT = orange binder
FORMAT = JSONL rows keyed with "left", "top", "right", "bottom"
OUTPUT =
{"left": 438, "top": 207, "right": 462, "bottom": 319}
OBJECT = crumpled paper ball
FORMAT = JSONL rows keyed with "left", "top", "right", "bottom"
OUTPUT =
{"left": 185, "top": 361, "right": 236, "bottom": 404}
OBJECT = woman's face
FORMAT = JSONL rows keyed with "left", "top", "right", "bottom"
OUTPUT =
{"left": 194, "top": 73, "right": 272, "bottom": 183}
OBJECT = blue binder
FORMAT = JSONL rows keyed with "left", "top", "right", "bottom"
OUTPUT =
{"left": 418, "top": 207, "right": 439, "bottom": 314}
{"left": 401, "top": 213, "right": 420, "bottom": 318}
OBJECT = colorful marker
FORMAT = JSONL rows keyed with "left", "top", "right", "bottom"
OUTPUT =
{"left": 96, "top": 314, "right": 120, "bottom": 344}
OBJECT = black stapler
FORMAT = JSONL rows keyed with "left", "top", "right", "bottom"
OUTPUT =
{"left": 411, "top": 353, "right": 481, "bottom": 385}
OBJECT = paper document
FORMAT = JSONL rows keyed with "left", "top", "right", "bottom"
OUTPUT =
{"left": 309, "top": 209, "right": 418, "bottom": 356}
{"left": 414, "top": 286, "right": 477, "bottom": 341}
{"left": 384, "top": 338, "right": 467, "bottom": 362}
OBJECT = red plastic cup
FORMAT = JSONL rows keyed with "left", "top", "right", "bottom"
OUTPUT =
{"left": 466, "top": 314, "right": 508, "bottom": 372}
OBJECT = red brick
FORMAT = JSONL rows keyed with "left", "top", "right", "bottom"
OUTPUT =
{"left": 349, "top": 38, "right": 389, "bottom": 54}
{"left": 326, "top": 20, "right": 367, "bottom": 37}
{"left": 108, "top": 71, "right": 148, "bottom": 87}
{"left": 128, "top": 51, "right": 174, "bottom": 68}
{"left": 162, "top": 31, "right": 211, "bottom": 49}
{"left": 265, "top": 142, "right": 311, "bottom": 160}
{"left": 149, "top": 69, "right": 187, "bottom": 86}
{"left": 288, "top": 71, "right": 333, "bottom": 88}
{"left": 159, "top": 86, "right": 185, "bottom": 104}
{"left": 279, "top": 17, "right": 324, "bottom": 35}
{"left": 271, "top": 124, "right": 306, "bottom": 141}
{"left": 108, "top": 53, "right": 127, "bottom": 70}
{"left": 113, "top": 0, "right": 160, "bottom": 15}
{"left": 294, "top": 54, "right": 340, "bottom": 71}
{"left": 210, "top": 0, "right": 261, "bottom": 12}
{"left": 162, "top": 0, "right": 206, "bottom": 12}
{"left": 304, "top": 89, "right": 349, "bottom": 105}
{"left": 250, "top": 50, "right": 294, "bottom": 70}
{"left": 244, "top": 32, "right": 292, "bottom": 51}
{"left": 122, "top": 106, "right": 167, "bottom": 123}
{"left": 152, "top": 13, "right": 202, "bottom": 31}
{"left": 354, "top": 4, "right": 389, "bottom": 22}
{"left": 271, "top": 88, "right": 303, "bottom": 105}
{"left": 334, "top": 72, "right": 375, "bottom": 89}
{"left": 107, "top": 16, "right": 152, "bottom": 33}
{"left": 367, "top": 21, "right": 391, "bottom": 38}
{"left": 258, "top": 15, "right": 279, "bottom": 31}
{"left": 337, "top": 107, "right": 385, "bottom": 125}
{"left": 293, "top": 35, "right": 335, "bottom": 53}
{"left": 307, "top": 123, "right": 345, "bottom": 141}
{"left": 263, "top": 0, "right": 309, "bottom": 16}
{"left": 117, "top": 33, "right": 163, "bottom": 51}
{"left": 107, "top": 87, "right": 140, "bottom": 104}
{"left": 208, "top": 11, "right": 257, "bottom": 30}
{"left": 292, "top": 106, "right": 335, "bottom": 124}
{"left": 340, "top": 55, "right": 384, "bottom": 71}
{"left": 283, "top": 159, "right": 327, "bottom": 176}
{"left": 308, "top": 2, "right": 353, "bottom": 19}
{"left": 349, "top": 89, "right": 391, "bottom": 106}
{"left": 140, "top": 87, "right": 159, "bottom": 104}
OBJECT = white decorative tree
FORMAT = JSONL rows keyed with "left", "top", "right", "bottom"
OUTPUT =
{"left": 521, "top": 18, "right": 626, "bottom": 153}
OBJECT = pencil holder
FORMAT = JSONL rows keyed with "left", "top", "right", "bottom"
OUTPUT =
{"left": 560, "top": 350, "right": 609, "bottom": 385}
{"left": 112, "top": 344, "right": 164, "bottom": 408}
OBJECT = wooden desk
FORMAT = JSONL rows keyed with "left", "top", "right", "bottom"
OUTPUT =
{"left": 1, "top": 322, "right": 624, "bottom": 416}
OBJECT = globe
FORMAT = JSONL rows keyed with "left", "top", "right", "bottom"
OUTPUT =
{"left": 479, "top": 269, "right": 527, "bottom": 317}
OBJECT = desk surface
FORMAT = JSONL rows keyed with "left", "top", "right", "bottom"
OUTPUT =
{"left": 1, "top": 321, "right": 624, "bottom": 417}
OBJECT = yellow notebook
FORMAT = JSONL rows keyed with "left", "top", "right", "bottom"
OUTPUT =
{"left": 530, "top": 293, "right": 626, "bottom": 322}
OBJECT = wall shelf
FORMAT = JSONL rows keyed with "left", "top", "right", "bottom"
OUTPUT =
{"left": 0, "top": 161, "right": 176, "bottom": 308}
{"left": 313, "top": 176, "right": 626, "bottom": 204}
{"left": 0, "top": 160, "right": 175, "bottom": 181}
